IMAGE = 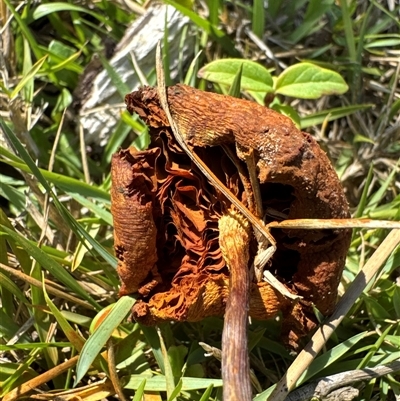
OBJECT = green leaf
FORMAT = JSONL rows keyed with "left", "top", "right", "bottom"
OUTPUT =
{"left": 271, "top": 104, "right": 301, "bottom": 128}
{"left": 252, "top": 0, "right": 265, "bottom": 38}
{"left": 298, "top": 331, "right": 368, "bottom": 384}
{"left": 198, "top": 59, "right": 273, "bottom": 92}
{"left": 124, "top": 376, "right": 223, "bottom": 391}
{"left": 74, "top": 296, "right": 136, "bottom": 385}
{"left": 289, "top": 0, "right": 334, "bottom": 44}
{"left": 199, "top": 384, "right": 214, "bottom": 401}
{"left": 42, "top": 281, "right": 86, "bottom": 351}
{"left": 0, "top": 309, "right": 31, "bottom": 343}
{"left": 0, "top": 342, "right": 71, "bottom": 351}
{"left": 32, "top": 2, "right": 104, "bottom": 22}
{"left": 353, "top": 133, "right": 375, "bottom": 144}
{"left": 163, "top": 0, "right": 239, "bottom": 57}
{"left": 10, "top": 55, "right": 48, "bottom": 100}
{"left": 0, "top": 225, "right": 101, "bottom": 310}
{"left": 228, "top": 63, "right": 243, "bottom": 98}
{"left": 168, "top": 345, "right": 188, "bottom": 378}
{"left": 167, "top": 378, "right": 183, "bottom": 401}
{"left": 275, "top": 63, "right": 348, "bottom": 99}
{"left": 0, "top": 157, "right": 110, "bottom": 203}
{"left": 69, "top": 193, "right": 113, "bottom": 226}
{"left": 0, "top": 121, "right": 116, "bottom": 268}
{"left": 132, "top": 379, "right": 147, "bottom": 401}
{"left": 300, "top": 104, "right": 373, "bottom": 129}
{"left": 394, "top": 286, "right": 400, "bottom": 318}
{"left": 0, "top": 272, "right": 28, "bottom": 304}
{"left": 364, "top": 38, "right": 400, "bottom": 49}
{"left": 98, "top": 53, "right": 131, "bottom": 100}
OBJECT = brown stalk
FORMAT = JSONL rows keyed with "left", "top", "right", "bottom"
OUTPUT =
{"left": 219, "top": 210, "right": 252, "bottom": 401}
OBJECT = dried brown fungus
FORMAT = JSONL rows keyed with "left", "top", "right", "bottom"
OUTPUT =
{"left": 111, "top": 84, "right": 351, "bottom": 347}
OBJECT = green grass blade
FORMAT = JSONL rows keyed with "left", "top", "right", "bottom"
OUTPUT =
{"left": 167, "top": 378, "right": 183, "bottom": 401}
{"left": 300, "top": 104, "right": 373, "bottom": 129}
{"left": 0, "top": 272, "right": 29, "bottom": 304}
{"left": 69, "top": 193, "right": 113, "bottom": 226}
{"left": 339, "top": 0, "right": 357, "bottom": 62}
{"left": 298, "top": 331, "right": 368, "bottom": 384}
{"left": 32, "top": 2, "right": 105, "bottom": 23}
{"left": 124, "top": 376, "right": 223, "bottom": 391}
{"left": 132, "top": 379, "right": 147, "bottom": 401}
{"left": 0, "top": 120, "right": 117, "bottom": 268}
{"left": 74, "top": 296, "right": 136, "bottom": 385}
{"left": 252, "top": 0, "right": 265, "bottom": 38}
{"left": 42, "top": 280, "right": 86, "bottom": 351}
{"left": 199, "top": 384, "right": 214, "bottom": 401}
{"left": 98, "top": 54, "right": 131, "bottom": 100}
{"left": 354, "top": 164, "right": 374, "bottom": 218}
{"left": 0, "top": 225, "right": 101, "bottom": 310}
{"left": 228, "top": 63, "right": 243, "bottom": 97}
{"left": 0, "top": 158, "right": 110, "bottom": 203}
{"left": 164, "top": 0, "right": 240, "bottom": 57}
{"left": 10, "top": 56, "right": 47, "bottom": 100}
{"left": 4, "top": 0, "right": 43, "bottom": 60}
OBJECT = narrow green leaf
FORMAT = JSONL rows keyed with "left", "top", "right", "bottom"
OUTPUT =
{"left": 289, "top": 0, "right": 334, "bottom": 43}
{"left": 252, "top": 0, "right": 265, "bottom": 38}
{"left": 167, "top": 378, "right": 183, "bottom": 401}
{"left": 0, "top": 209, "right": 31, "bottom": 272}
{"left": 207, "top": 0, "right": 219, "bottom": 26}
{"left": 198, "top": 59, "right": 273, "bottom": 92}
{"left": 0, "top": 182, "right": 26, "bottom": 212}
{"left": 158, "top": 326, "right": 176, "bottom": 398}
{"left": 366, "top": 161, "right": 399, "bottom": 211}
{"left": 300, "top": 104, "right": 373, "bottom": 129}
{"left": 275, "top": 63, "right": 348, "bottom": 99}
{"left": 298, "top": 331, "right": 368, "bottom": 384}
{"left": 389, "top": 98, "right": 400, "bottom": 121}
{"left": 0, "top": 120, "right": 116, "bottom": 268}
{"left": 353, "top": 134, "right": 375, "bottom": 144}
{"left": 357, "top": 325, "right": 392, "bottom": 369}
{"left": 74, "top": 296, "right": 136, "bottom": 385}
{"left": 132, "top": 379, "right": 147, "bottom": 401}
{"left": 0, "top": 309, "right": 31, "bottom": 343}
{"left": 0, "top": 342, "right": 71, "bottom": 351}
{"left": 0, "top": 272, "right": 28, "bottom": 304}
{"left": 164, "top": 0, "right": 240, "bottom": 57}
{"left": 0, "top": 158, "right": 110, "bottom": 203}
{"left": 394, "top": 286, "right": 400, "bottom": 318}
{"left": 69, "top": 194, "right": 113, "bottom": 226}
{"left": 0, "top": 225, "right": 101, "bottom": 310}
{"left": 32, "top": 2, "right": 104, "bottom": 22}
{"left": 4, "top": 0, "right": 43, "bottom": 60}
{"left": 199, "top": 384, "right": 214, "bottom": 401}
{"left": 140, "top": 325, "right": 165, "bottom": 374}
{"left": 339, "top": 0, "right": 357, "bottom": 61}
{"left": 228, "top": 63, "right": 243, "bottom": 98}
{"left": 10, "top": 56, "right": 48, "bottom": 100}
{"left": 42, "top": 280, "right": 86, "bottom": 351}
{"left": 124, "top": 376, "right": 223, "bottom": 391}
{"left": 98, "top": 54, "right": 130, "bottom": 100}
{"left": 354, "top": 164, "right": 374, "bottom": 219}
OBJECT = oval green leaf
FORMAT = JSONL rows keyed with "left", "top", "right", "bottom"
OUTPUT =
{"left": 275, "top": 62, "right": 348, "bottom": 99}
{"left": 198, "top": 59, "right": 273, "bottom": 92}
